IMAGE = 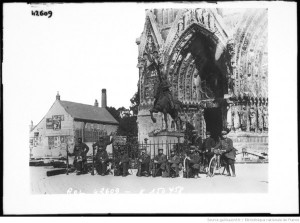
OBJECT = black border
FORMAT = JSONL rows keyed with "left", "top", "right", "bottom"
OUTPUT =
{"left": 1, "top": 1, "right": 299, "bottom": 217}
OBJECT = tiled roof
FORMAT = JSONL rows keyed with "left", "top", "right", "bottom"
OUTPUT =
{"left": 59, "top": 100, "right": 119, "bottom": 125}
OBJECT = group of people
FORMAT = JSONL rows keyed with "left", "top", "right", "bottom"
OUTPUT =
{"left": 67, "top": 130, "right": 237, "bottom": 178}
{"left": 199, "top": 130, "right": 237, "bottom": 177}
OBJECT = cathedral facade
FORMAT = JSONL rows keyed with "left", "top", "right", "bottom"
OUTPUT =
{"left": 136, "top": 8, "right": 268, "bottom": 156}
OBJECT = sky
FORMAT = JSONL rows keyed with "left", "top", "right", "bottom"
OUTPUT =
{"left": 3, "top": 3, "right": 146, "bottom": 125}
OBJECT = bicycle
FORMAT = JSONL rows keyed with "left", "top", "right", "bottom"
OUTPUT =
{"left": 207, "top": 148, "right": 227, "bottom": 177}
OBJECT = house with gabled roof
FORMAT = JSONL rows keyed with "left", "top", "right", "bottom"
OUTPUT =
{"left": 29, "top": 89, "right": 119, "bottom": 158}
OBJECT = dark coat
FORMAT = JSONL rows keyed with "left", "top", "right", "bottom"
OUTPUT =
{"left": 215, "top": 138, "right": 236, "bottom": 160}
{"left": 154, "top": 154, "right": 167, "bottom": 164}
{"left": 154, "top": 154, "right": 167, "bottom": 169}
{"left": 72, "top": 142, "right": 89, "bottom": 158}
{"left": 93, "top": 138, "right": 113, "bottom": 150}
{"left": 96, "top": 149, "right": 109, "bottom": 163}
{"left": 119, "top": 153, "right": 129, "bottom": 164}
{"left": 168, "top": 155, "right": 180, "bottom": 168}
{"left": 201, "top": 137, "right": 217, "bottom": 152}
{"left": 189, "top": 153, "right": 201, "bottom": 169}
{"left": 138, "top": 154, "right": 150, "bottom": 164}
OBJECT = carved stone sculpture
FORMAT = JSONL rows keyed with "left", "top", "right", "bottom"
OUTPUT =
{"left": 239, "top": 105, "right": 248, "bottom": 131}
{"left": 257, "top": 106, "right": 264, "bottom": 132}
{"left": 262, "top": 105, "right": 268, "bottom": 131}
{"left": 249, "top": 104, "right": 257, "bottom": 132}
{"left": 202, "top": 9, "right": 209, "bottom": 29}
{"left": 226, "top": 104, "right": 233, "bottom": 130}
{"left": 232, "top": 106, "right": 240, "bottom": 131}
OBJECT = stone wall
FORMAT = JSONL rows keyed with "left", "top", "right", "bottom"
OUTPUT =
{"left": 136, "top": 8, "right": 268, "bottom": 159}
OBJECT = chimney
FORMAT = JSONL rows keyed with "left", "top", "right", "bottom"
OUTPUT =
{"left": 94, "top": 99, "right": 99, "bottom": 107}
{"left": 29, "top": 120, "right": 34, "bottom": 132}
{"left": 101, "top": 89, "right": 107, "bottom": 107}
{"left": 56, "top": 91, "right": 60, "bottom": 100}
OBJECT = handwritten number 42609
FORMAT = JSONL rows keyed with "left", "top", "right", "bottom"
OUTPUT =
{"left": 31, "top": 10, "right": 52, "bottom": 18}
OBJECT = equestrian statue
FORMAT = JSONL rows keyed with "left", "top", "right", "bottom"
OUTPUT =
{"left": 144, "top": 50, "right": 183, "bottom": 131}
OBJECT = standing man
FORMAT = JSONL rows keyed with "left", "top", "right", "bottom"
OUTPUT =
{"left": 68, "top": 137, "right": 89, "bottom": 175}
{"left": 214, "top": 130, "right": 236, "bottom": 177}
{"left": 186, "top": 146, "right": 201, "bottom": 178}
{"left": 166, "top": 149, "right": 180, "bottom": 178}
{"left": 153, "top": 148, "right": 167, "bottom": 177}
{"left": 137, "top": 149, "right": 151, "bottom": 177}
{"left": 93, "top": 144, "right": 109, "bottom": 176}
{"left": 200, "top": 131, "right": 217, "bottom": 167}
{"left": 94, "top": 134, "right": 114, "bottom": 151}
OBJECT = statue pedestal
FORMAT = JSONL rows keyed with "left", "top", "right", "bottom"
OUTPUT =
{"left": 147, "top": 131, "right": 184, "bottom": 157}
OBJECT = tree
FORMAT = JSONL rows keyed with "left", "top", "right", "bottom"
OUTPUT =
{"left": 130, "top": 84, "right": 140, "bottom": 116}
{"left": 117, "top": 116, "right": 138, "bottom": 138}
{"left": 107, "top": 105, "right": 138, "bottom": 138}
{"left": 106, "top": 106, "right": 121, "bottom": 122}
{"left": 106, "top": 85, "right": 139, "bottom": 139}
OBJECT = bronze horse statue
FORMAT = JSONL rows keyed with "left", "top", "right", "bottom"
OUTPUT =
{"left": 146, "top": 54, "right": 183, "bottom": 131}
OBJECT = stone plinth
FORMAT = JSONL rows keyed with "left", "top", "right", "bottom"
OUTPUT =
{"left": 146, "top": 131, "right": 184, "bottom": 157}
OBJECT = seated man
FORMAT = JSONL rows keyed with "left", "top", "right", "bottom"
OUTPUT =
{"left": 186, "top": 146, "right": 201, "bottom": 178}
{"left": 114, "top": 149, "right": 130, "bottom": 177}
{"left": 152, "top": 148, "right": 167, "bottom": 177}
{"left": 137, "top": 149, "right": 151, "bottom": 177}
{"left": 166, "top": 149, "right": 180, "bottom": 178}
{"left": 68, "top": 137, "right": 89, "bottom": 175}
{"left": 93, "top": 144, "right": 109, "bottom": 176}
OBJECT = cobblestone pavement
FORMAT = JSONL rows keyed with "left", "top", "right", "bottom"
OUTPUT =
{"left": 30, "top": 164, "right": 268, "bottom": 194}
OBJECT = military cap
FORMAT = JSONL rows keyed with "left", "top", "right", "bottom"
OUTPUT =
{"left": 92, "top": 143, "right": 99, "bottom": 148}
{"left": 194, "top": 150, "right": 201, "bottom": 154}
{"left": 221, "top": 130, "right": 228, "bottom": 135}
{"left": 206, "top": 131, "right": 211, "bottom": 135}
{"left": 158, "top": 148, "right": 163, "bottom": 151}
{"left": 190, "top": 145, "right": 196, "bottom": 150}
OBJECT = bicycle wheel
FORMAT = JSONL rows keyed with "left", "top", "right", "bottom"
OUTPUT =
{"left": 207, "top": 156, "right": 217, "bottom": 177}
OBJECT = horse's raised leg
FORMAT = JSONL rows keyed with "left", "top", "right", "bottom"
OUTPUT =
{"left": 149, "top": 109, "right": 157, "bottom": 123}
{"left": 176, "top": 116, "right": 182, "bottom": 132}
{"left": 163, "top": 112, "right": 168, "bottom": 131}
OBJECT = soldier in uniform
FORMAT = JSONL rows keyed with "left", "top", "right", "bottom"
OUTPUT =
{"left": 186, "top": 146, "right": 201, "bottom": 178}
{"left": 137, "top": 149, "right": 151, "bottom": 177}
{"left": 166, "top": 149, "right": 181, "bottom": 178}
{"left": 152, "top": 148, "right": 167, "bottom": 177}
{"left": 93, "top": 143, "right": 109, "bottom": 176}
{"left": 94, "top": 135, "right": 114, "bottom": 151}
{"left": 200, "top": 131, "right": 217, "bottom": 167}
{"left": 214, "top": 130, "right": 236, "bottom": 177}
{"left": 114, "top": 148, "right": 130, "bottom": 177}
{"left": 68, "top": 137, "right": 89, "bottom": 175}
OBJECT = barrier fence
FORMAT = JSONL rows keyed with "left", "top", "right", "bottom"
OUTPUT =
{"left": 112, "top": 141, "right": 191, "bottom": 160}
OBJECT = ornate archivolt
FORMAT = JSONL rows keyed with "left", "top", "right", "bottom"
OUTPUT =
{"left": 137, "top": 8, "right": 268, "bottom": 134}
{"left": 233, "top": 9, "right": 268, "bottom": 99}
{"left": 137, "top": 9, "right": 235, "bottom": 108}
{"left": 163, "top": 8, "right": 229, "bottom": 65}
